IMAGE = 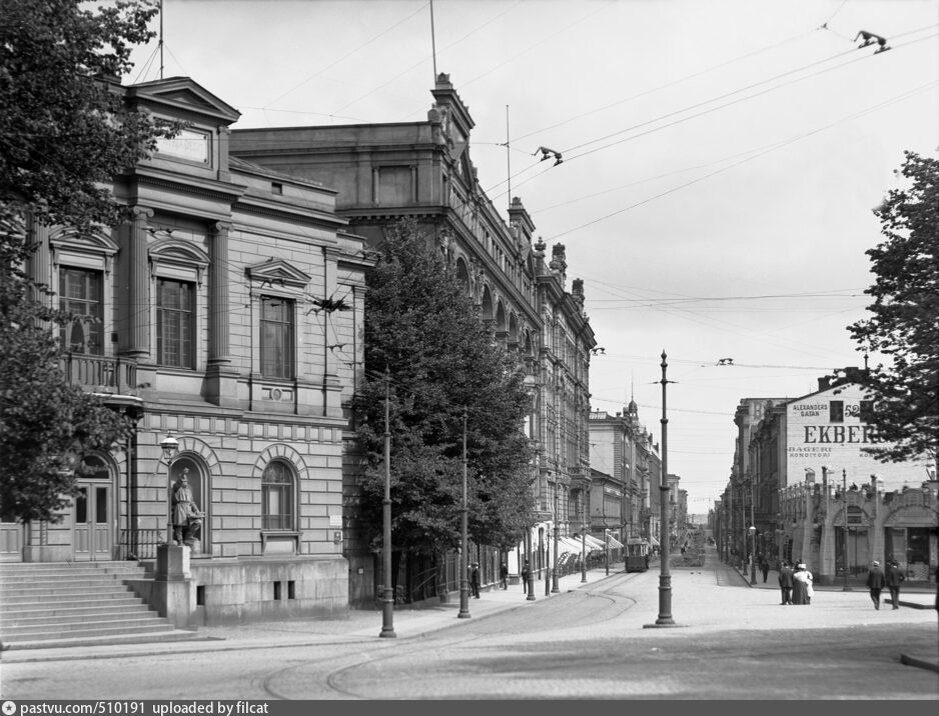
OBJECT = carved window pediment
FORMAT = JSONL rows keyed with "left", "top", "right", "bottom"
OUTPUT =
{"left": 246, "top": 259, "right": 311, "bottom": 290}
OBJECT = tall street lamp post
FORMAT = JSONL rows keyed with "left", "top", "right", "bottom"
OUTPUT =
{"left": 525, "top": 529, "right": 536, "bottom": 600}
{"left": 160, "top": 434, "right": 179, "bottom": 545}
{"left": 459, "top": 408, "right": 471, "bottom": 618}
{"left": 580, "top": 494, "right": 587, "bottom": 583}
{"left": 749, "top": 478, "right": 757, "bottom": 585}
{"left": 646, "top": 351, "right": 678, "bottom": 628}
{"left": 841, "top": 468, "right": 851, "bottom": 592}
{"left": 605, "top": 529, "right": 610, "bottom": 576}
{"left": 552, "top": 488, "right": 560, "bottom": 592}
{"left": 380, "top": 370, "right": 396, "bottom": 638}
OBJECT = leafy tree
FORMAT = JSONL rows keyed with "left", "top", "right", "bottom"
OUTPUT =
{"left": 848, "top": 151, "right": 938, "bottom": 469}
{"left": 0, "top": 0, "right": 179, "bottom": 522}
{"left": 0, "top": 209, "right": 134, "bottom": 522}
{"left": 352, "top": 219, "right": 535, "bottom": 577}
{"left": 1, "top": 0, "right": 180, "bottom": 233}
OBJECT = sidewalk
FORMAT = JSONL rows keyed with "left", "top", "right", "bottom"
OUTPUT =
{"left": 1, "top": 565, "right": 614, "bottom": 664}
{"left": 730, "top": 563, "right": 937, "bottom": 608}
{"left": 728, "top": 561, "right": 938, "bottom": 674}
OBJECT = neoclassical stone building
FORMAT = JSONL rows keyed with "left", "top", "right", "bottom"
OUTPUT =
{"left": 1, "top": 77, "right": 374, "bottom": 624}
{"left": 230, "top": 73, "right": 596, "bottom": 602}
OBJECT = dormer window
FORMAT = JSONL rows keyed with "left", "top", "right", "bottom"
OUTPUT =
{"left": 272, "top": 182, "right": 283, "bottom": 195}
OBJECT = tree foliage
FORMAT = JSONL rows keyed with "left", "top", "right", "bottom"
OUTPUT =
{"left": 352, "top": 219, "right": 536, "bottom": 557}
{"left": 0, "top": 0, "right": 180, "bottom": 232}
{"left": 0, "top": 0, "right": 177, "bottom": 522}
{"left": 847, "top": 151, "right": 939, "bottom": 467}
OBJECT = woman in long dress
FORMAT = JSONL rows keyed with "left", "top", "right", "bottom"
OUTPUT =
{"left": 792, "top": 563, "right": 811, "bottom": 605}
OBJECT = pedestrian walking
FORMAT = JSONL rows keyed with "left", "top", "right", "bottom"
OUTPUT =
{"left": 759, "top": 555, "right": 770, "bottom": 583}
{"left": 470, "top": 562, "right": 480, "bottom": 598}
{"left": 499, "top": 562, "right": 509, "bottom": 589}
{"left": 866, "top": 560, "right": 886, "bottom": 609}
{"left": 778, "top": 560, "right": 794, "bottom": 605}
{"left": 885, "top": 560, "right": 905, "bottom": 609}
{"left": 521, "top": 560, "right": 531, "bottom": 595}
{"left": 792, "top": 563, "right": 812, "bottom": 605}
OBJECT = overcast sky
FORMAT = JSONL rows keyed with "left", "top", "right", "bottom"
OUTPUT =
{"left": 128, "top": 0, "right": 939, "bottom": 513}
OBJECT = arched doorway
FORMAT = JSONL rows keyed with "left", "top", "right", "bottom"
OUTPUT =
{"left": 73, "top": 454, "right": 115, "bottom": 561}
{"left": 167, "top": 455, "right": 209, "bottom": 556}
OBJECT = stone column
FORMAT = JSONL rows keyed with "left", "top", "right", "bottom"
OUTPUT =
{"left": 26, "top": 215, "right": 52, "bottom": 303}
{"left": 122, "top": 205, "right": 153, "bottom": 361}
{"left": 208, "top": 221, "right": 232, "bottom": 366}
{"left": 205, "top": 221, "right": 238, "bottom": 406}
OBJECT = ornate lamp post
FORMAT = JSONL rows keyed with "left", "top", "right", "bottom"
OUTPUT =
{"left": 379, "top": 370, "right": 396, "bottom": 637}
{"left": 160, "top": 434, "right": 179, "bottom": 544}
{"left": 459, "top": 408, "right": 471, "bottom": 618}
{"left": 841, "top": 468, "right": 851, "bottom": 592}
{"left": 646, "top": 351, "right": 677, "bottom": 628}
{"left": 580, "top": 493, "right": 588, "bottom": 583}
{"left": 749, "top": 478, "right": 757, "bottom": 585}
{"left": 551, "top": 488, "right": 560, "bottom": 593}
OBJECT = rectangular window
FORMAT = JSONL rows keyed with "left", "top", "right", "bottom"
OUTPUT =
{"left": 157, "top": 279, "right": 195, "bottom": 368}
{"left": 859, "top": 400, "right": 875, "bottom": 422}
{"left": 829, "top": 401, "right": 844, "bottom": 423}
{"left": 59, "top": 268, "right": 103, "bottom": 355}
{"left": 260, "top": 296, "right": 294, "bottom": 379}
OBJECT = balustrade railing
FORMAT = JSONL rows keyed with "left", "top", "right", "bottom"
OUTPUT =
{"left": 59, "top": 353, "right": 137, "bottom": 394}
{"left": 117, "top": 529, "right": 162, "bottom": 561}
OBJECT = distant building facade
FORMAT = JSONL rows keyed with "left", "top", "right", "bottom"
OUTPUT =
{"left": 230, "top": 74, "right": 595, "bottom": 602}
{"left": 720, "top": 370, "right": 937, "bottom": 584}
{"left": 588, "top": 399, "right": 662, "bottom": 551}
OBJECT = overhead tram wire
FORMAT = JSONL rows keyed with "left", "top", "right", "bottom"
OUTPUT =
{"left": 558, "top": 24, "right": 937, "bottom": 161}
{"left": 542, "top": 77, "right": 936, "bottom": 242}
{"left": 484, "top": 35, "right": 930, "bottom": 202}
{"left": 264, "top": 1, "right": 428, "bottom": 109}
{"left": 510, "top": 27, "right": 817, "bottom": 145}
{"left": 335, "top": 1, "right": 523, "bottom": 120}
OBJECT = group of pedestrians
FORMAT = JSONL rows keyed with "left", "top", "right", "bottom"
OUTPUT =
{"left": 777, "top": 560, "right": 813, "bottom": 605}
{"left": 865, "top": 559, "right": 906, "bottom": 609}
{"left": 776, "top": 557, "right": 909, "bottom": 610}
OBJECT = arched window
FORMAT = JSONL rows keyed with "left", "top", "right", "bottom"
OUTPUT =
{"left": 262, "top": 460, "right": 295, "bottom": 530}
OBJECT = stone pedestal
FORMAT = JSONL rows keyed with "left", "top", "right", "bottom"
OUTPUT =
{"left": 153, "top": 544, "right": 193, "bottom": 628}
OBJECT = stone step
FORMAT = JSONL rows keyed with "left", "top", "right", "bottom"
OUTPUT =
{"left": 3, "top": 629, "right": 207, "bottom": 652}
{"left": 1, "top": 578, "right": 139, "bottom": 592}
{"left": 0, "top": 587, "right": 140, "bottom": 604}
{"left": 2, "top": 616, "right": 172, "bottom": 640}
{"left": 0, "top": 599, "right": 146, "bottom": 619}
{"left": 2, "top": 605, "right": 157, "bottom": 628}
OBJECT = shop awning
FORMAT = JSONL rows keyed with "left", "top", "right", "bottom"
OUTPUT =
{"left": 650, "top": 536, "right": 660, "bottom": 547}
{"left": 559, "top": 537, "right": 585, "bottom": 554}
{"left": 606, "top": 536, "right": 625, "bottom": 550}
{"left": 583, "top": 534, "right": 606, "bottom": 551}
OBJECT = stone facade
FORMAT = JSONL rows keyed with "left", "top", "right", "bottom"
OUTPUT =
{"left": 2, "top": 77, "right": 374, "bottom": 624}
{"left": 229, "top": 74, "right": 596, "bottom": 601}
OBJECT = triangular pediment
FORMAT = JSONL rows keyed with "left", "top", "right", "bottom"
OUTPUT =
{"left": 49, "top": 226, "right": 118, "bottom": 255}
{"left": 246, "top": 258, "right": 311, "bottom": 289}
{"left": 126, "top": 76, "right": 241, "bottom": 125}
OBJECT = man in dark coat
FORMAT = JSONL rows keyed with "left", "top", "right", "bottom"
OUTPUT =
{"left": 499, "top": 562, "right": 509, "bottom": 589}
{"left": 759, "top": 555, "right": 770, "bottom": 583}
{"left": 866, "top": 560, "right": 886, "bottom": 609}
{"left": 470, "top": 562, "right": 480, "bottom": 598}
{"left": 885, "top": 560, "right": 905, "bottom": 609}
{"left": 778, "top": 560, "right": 794, "bottom": 605}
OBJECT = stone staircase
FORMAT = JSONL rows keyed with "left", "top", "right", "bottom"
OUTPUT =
{"left": 0, "top": 561, "right": 202, "bottom": 650}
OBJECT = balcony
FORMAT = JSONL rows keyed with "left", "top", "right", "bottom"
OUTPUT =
{"left": 59, "top": 353, "right": 138, "bottom": 399}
